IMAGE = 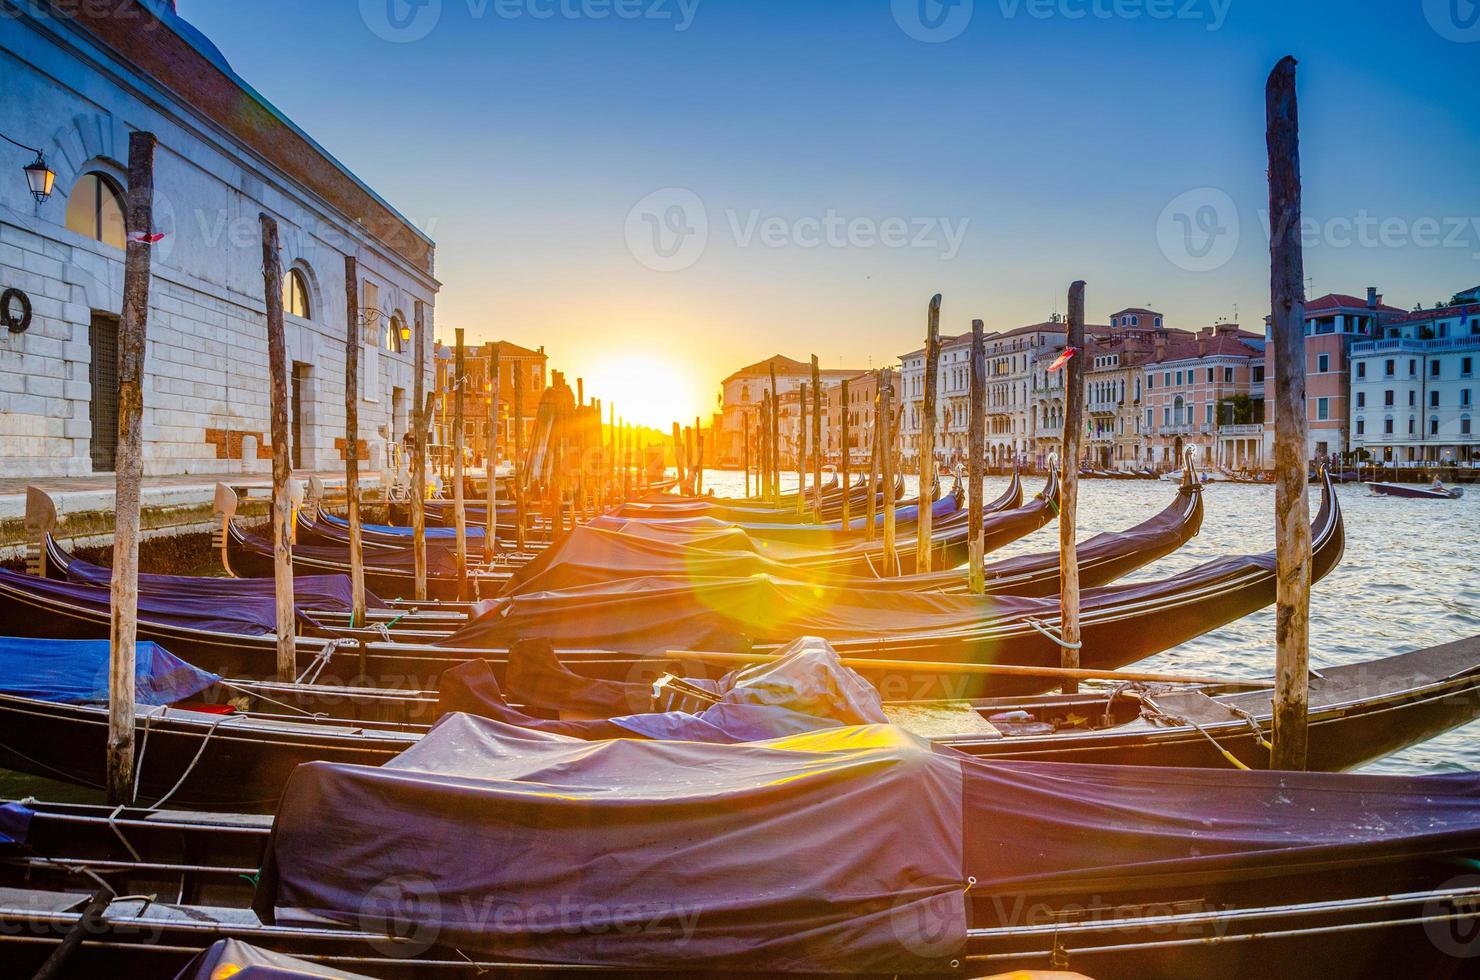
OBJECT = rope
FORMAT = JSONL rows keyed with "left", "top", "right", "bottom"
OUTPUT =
{"left": 1142, "top": 696, "right": 1251, "bottom": 771}
{"left": 1227, "top": 703, "right": 1274, "bottom": 752}
{"left": 145, "top": 713, "right": 244, "bottom": 811}
{"left": 215, "top": 679, "right": 323, "bottom": 720}
{"left": 1024, "top": 616, "right": 1083, "bottom": 651}
{"left": 295, "top": 639, "right": 348, "bottom": 685}
{"left": 106, "top": 806, "right": 142, "bottom": 863}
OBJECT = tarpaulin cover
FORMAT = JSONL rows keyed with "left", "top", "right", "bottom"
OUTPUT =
{"left": 318, "top": 510, "right": 486, "bottom": 541}
{"left": 445, "top": 550, "right": 1263, "bottom": 655}
{"left": 174, "top": 939, "right": 373, "bottom": 980}
{"left": 0, "top": 636, "right": 218, "bottom": 705}
{"left": 236, "top": 526, "right": 459, "bottom": 576}
{"left": 0, "top": 567, "right": 294, "bottom": 637}
{"left": 609, "top": 636, "right": 889, "bottom": 742}
{"left": 60, "top": 553, "right": 389, "bottom": 611}
{"left": 257, "top": 720, "right": 1480, "bottom": 972}
{"left": 256, "top": 721, "right": 968, "bottom": 973}
{"left": 0, "top": 803, "right": 33, "bottom": 846}
{"left": 505, "top": 483, "right": 1196, "bottom": 597}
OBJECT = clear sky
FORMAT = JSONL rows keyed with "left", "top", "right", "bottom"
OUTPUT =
{"left": 180, "top": 0, "right": 1480, "bottom": 428}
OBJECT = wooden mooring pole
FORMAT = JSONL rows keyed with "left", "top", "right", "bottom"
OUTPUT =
{"left": 880, "top": 371, "right": 897, "bottom": 573}
{"left": 1059, "top": 281, "right": 1086, "bottom": 694}
{"left": 106, "top": 132, "right": 156, "bottom": 804}
{"left": 810, "top": 356, "right": 823, "bottom": 515}
{"left": 865, "top": 376, "right": 880, "bottom": 543}
{"left": 769, "top": 363, "right": 781, "bottom": 504}
{"left": 1267, "top": 55, "right": 1312, "bottom": 771}
{"left": 968, "top": 318, "right": 987, "bottom": 594}
{"left": 796, "top": 383, "right": 808, "bottom": 516}
{"left": 918, "top": 294, "right": 942, "bottom": 571}
{"left": 343, "top": 256, "right": 366, "bottom": 626}
{"left": 410, "top": 301, "right": 429, "bottom": 599}
{"left": 485, "top": 342, "right": 500, "bottom": 563}
{"left": 452, "top": 328, "right": 469, "bottom": 598}
{"left": 259, "top": 214, "right": 297, "bottom": 682}
{"left": 840, "top": 378, "right": 851, "bottom": 529}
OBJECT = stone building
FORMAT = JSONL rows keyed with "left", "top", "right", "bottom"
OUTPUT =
{"left": 1349, "top": 289, "right": 1480, "bottom": 465}
{"left": 432, "top": 341, "right": 548, "bottom": 465}
{"left": 1142, "top": 325, "right": 1265, "bottom": 468}
{"left": 0, "top": 0, "right": 437, "bottom": 478}
{"left": 717, "top": 354, "right": 864, "bottom": 467}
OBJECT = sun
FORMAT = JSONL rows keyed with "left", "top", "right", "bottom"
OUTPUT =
{"left": 582, "top": 354, "right": 712, "bottom": 431}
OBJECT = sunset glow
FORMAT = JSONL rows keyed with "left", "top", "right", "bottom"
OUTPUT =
{"left": 582, "top": 352, "right": 716, "bottom": 430}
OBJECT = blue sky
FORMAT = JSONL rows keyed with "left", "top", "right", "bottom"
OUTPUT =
{"left": 180, "top": 0, "right": 1480, "bottom": 425}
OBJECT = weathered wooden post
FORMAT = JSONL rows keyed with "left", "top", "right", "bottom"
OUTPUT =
{"left": 513, "top": 349, "right": 526, "bottom": 551}
{"left": 969, "top": 319, "right": 987, "bottom": 594}
{"left": 1059, "top": 281, "right": 1087, "bottom": 694}
{"left": 840, "top": 378, "right": 851, "bottom": 529}
{"left": 759, "top": 395, "right": 771, "bottom": 500}
{"left": 917, "top": 294, "right": 942, "bottom": 571}
{"left": 796, "top": 382, "right": 808, "bottom": 516}
{"left": 865, "top": 376, "right": 880, "bottom": 543}
{"left": 259, "top": 214, "right": 297, "bottom": 682}
{"left": 1267, "top": 55, "right": 1312, "bottom": 771}
{"left": 342, "top": 256, "right": 366, "bottom": 626}
{"left": 623, "top": 419, "right": 633, "bottom": 500}
{"left": 880, "top": 371, "right": 897, "bottom": 573}
{"left": 672, "top": 422, "right": 686, "bottom": 495}
{"left": 768, "top": 363, "right": 781, "bottom": 504}
{"left": 484, "top": 342, "right": 500, "bottom": 563}
{"left": 452, "top": 329, "right": 469, "bottom": 598}
{"left": 410, "top": 301, "right": 429, "bottom": 599}
{"left": 810, "top": 356, "right": 823, "bottom": 514}
{"left": 106, "top": 132, "right": 156, "bottom": 805}
{"left": 743, "top": 417, "right": 751, "bottom": 498}
{"left": 695, "top": 427, "right": 706, "bottom": 493}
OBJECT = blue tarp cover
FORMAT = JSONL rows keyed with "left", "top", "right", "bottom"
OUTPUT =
{"left": 0, "top": 636, "right": 218, "bottom": 705}
{"left": 319, "top": 510, "right": 486, "bottom": 541}
{"left": 0, "top": 803, "right": 33, "bottom": 846}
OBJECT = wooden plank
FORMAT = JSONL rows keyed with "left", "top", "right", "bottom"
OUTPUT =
{"left": 106, "top": 131, "right": 156, "bottom": 805}
{"left": 918, "top": 294, "right": 942, "bottom": 571}
{"left": 258, "top": 213, "right": 296, "bottom": 683}
{"left": 342, "top": 256, "right": 366, "bottom": 627}
{"left": 1267, "top": 55, "right": 1312, "bottom": 770}
{"left": 1060, "top": 280, "right": 1086, "bottom": 693}
{"left": 969, "top": 318, "right": 987, "bottom": 594}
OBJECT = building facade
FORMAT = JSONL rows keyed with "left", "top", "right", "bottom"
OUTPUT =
{"left": 717, "top": 354, "right": 864, "bottom": 466}
{"left": 1349, "top": 290, "right": 1480, "bottom": 464}
{"left": 432, "top": 341, "right": 548, "bottom": 466}
{"left": 0, "top": 0, "right": 437, "bottom": 478}
{"left": 1142, "top": 325, "right": 1265, "bottom": 468}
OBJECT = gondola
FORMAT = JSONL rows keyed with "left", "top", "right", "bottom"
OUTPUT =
{"left": 0, "top": 471, "right": 1340, "bottom": 698}
{"left": 0, "top": 629, "right": 1474, "bottom": 809}
{"left": 1367, "top": 481, "right": 1465, "bottom": 500}
{"left": 4, "top": 712, "right": 1480, "bottom": 978}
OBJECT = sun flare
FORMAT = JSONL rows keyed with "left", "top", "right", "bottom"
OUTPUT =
{"left": 583, "top": 353, "right": 714, "bottom": 431}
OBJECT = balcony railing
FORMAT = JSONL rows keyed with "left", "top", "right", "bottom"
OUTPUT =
{"left": 1218, "top": 423, "right": 1263, "bottom": 436}
{"left": 1352, "top": 335, "right": 1480, "bottom": 356}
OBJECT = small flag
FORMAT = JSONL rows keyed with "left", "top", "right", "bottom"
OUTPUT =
{"left": 128, "top": 231, "right": 167, "bottom": 245}
{"left": 1048, "top": 347, "right": 1077, "bottom": 372}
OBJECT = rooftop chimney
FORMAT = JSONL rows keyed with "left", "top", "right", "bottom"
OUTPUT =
{"left": 1197, "top": 327, "right": 1211, "bottom": 358}
{"left": 1366, "top": 287, "right": 1378, "bottom": 309}
{"left": 1153, "top": 330, "right": 1167, "bottom": 358}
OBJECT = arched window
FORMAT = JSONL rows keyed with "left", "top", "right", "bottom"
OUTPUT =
{"left": 64, "top": 172, "right": 126, "bottom": 249}
{"left": 1174, "top": 395, "right": 1186, "bottom": 425}
{"left": 283, "top": 269, "right": 311, "bottom": 319}
{"left": 387, "top": 312, "right": 407, "bottom": 353}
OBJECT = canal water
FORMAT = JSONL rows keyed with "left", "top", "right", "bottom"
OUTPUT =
{"left": 703, "top": 468, "right": 1480, "bottom": 776}
{"left": 2, "top": 470, "right": 1475, "bottom": 804}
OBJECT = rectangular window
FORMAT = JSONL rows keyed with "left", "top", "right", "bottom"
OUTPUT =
{"left": 1385, "top": 359, "right": 1395, "bottom": 377}
{"left": 1356, "top": 392, "right": 1366, "bottom": 408}
{"left": 1463, "top": 357, "right": 1473, "bottom": 377}
{"left": 1463, "top": 418, "right": 1472, "bottom": 435}
{"left": 1175, "top": 371, "right": 1183, "bottom": 385}
{"left": 1223, "top": 367, "right": 1234, "bottom": 383}
{"left": 1431, "top": 418, "right": 1440, "bottom": 435}
{"left": 1205, "top": 403, "right": 1213, "bottom": 424}
{"left": 1384, "top": 390, "right": 1394, "bottom": 407}
{"left": 1464, "top": 389, "right": 1473, "bottom": 408}
{"left": 1146, "top": 409, "right": 1154, "bottom": 429}
{"left": 1356, "top": 419, "right": 1365, "bottom": 436}
{"left": 1163, "top": 407, "right": 1171, "bottom": 426}
{"left": 1356, "top": 362, "right": 1366, "bottom": 379}
{"left": 1410, "top": 418, "right": 1416, "bottom": 434}
{"left": 1431, "top": 361, "right": 1442, "bottom": 378}
{"left": 1385, "top": 418, "right": 1394, "bottom": 435}
{"left": 1317, "top": 353, "right": 1330, "bottom": 373}
{"left": 1410, "top": 359, "right": 1417, "bottom": 376}
{"left": 1253, "top": 365, "right": 1265, "bottom": 383}
{"left": 1409, "top": 390, "right": 1417, "bottom": 407}
{"left": 1316, "top": 397, "right": 1329, "bottom": 421}
{"left": 1431, "top": 390, "right": 1440, "bottom": 408}
{"left": 1164, "top": 372, "right": 1171, "bottom": 386}
{"left": 1206, "top": 368, "right": 1214, "bottom": 383}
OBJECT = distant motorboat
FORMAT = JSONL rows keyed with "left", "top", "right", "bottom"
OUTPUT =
{"left": 1367, "top": 481, "right": 1465, "bottom": 500}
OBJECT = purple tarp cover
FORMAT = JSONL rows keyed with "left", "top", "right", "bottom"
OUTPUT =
{"left": 174, "top": 938, "right": 372, "bottom": 979}
{"left": 60, "top": 554, "right": 388, "bottom": 611}
{"left": 0, "top": 567, "right": 287, "bottom": 636}
{"left": 257, "top": 717, "right": 1480, "bottom": 972}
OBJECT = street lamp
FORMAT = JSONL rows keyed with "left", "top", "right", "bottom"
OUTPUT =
{"left": 3, "top": 133, "right": 56, "bottom": 205}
